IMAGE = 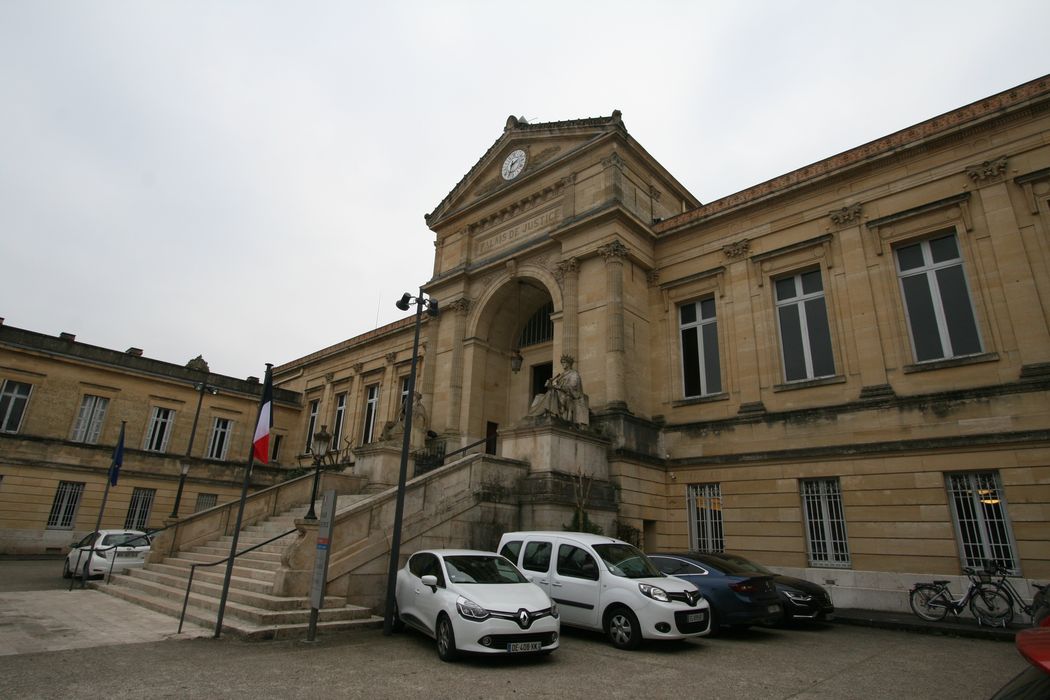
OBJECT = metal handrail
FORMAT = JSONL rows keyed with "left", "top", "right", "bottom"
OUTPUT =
{"left": 68, "top": 524, "right": 175, "bottom": 591}
{"left": 177, "top": 527, "right": 298, "bottom": 633}
{"left": 441, "top": 436, "right": 494, "bottom": 463}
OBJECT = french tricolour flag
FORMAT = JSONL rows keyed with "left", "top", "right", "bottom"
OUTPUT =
{"left": 252, "top": 367, "right": 273, "bottom": 464}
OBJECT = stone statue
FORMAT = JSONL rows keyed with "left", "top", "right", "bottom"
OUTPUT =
{"left": 381, "top": 391, "right": 429, "bottom": 447}
{"left": 528, "top": 355, "right": 590, "bottom": 427}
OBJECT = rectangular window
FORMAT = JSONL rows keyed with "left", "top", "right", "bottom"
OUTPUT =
{"left": 331, "top": 393, "right": 347, "bottom": 452}
{"left": 194, "top": 493, "right": 218, "bottom": 512}
{"left": 0, "top": 380, "right": 32, "bottom": 433}
{"left": 687, "top": 483, "right": 724, "bottom": 552}
{"left": 47, "top": 481, "right": 85, "bottom": 529}
{"left": 271, "top": 434, "right": 283, "bottom": 462}
{"left": 206, "top": 417, "right": 233, "bottom": 460}
{"left": 399, "top": 376, "right": 411, "bottom": 414}
{"left": 124, "top": 487, "right": 156, "bottom": 530}
{"left": 775, "top": 270, "right": 835, "bottom": 381}
{"left": 946, "top": 471, "right": 1019, "bottom": 573}
{"left": 895, "top": 232, "right": 982, "bottom": 362}
{"left": 800, "top": 478, "right": 851, "bottom": 568}
{"left": 679, "top": 298, "right": 722, "bottom": 398}
{"left": 362, "top": 384, "right": 379, "bottom": 444}
{"left": 143, "top": 407, "right": 175, "bottom": 452}
{"left": 70, "top": 394, "right": 109, "bottom": 444}
{"left": 304, "top": 399, "right": 319, "bottom": 453}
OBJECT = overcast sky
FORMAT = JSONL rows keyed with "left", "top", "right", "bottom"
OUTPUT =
{"left": 2, "top": 1, "right": 1049, "bottom": 380}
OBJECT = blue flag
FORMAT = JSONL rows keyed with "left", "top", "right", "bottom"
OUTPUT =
{"left": 109, "top": 422, "right": 125, "bottom": 486}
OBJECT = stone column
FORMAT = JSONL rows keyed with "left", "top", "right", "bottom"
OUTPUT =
{"left": 555, "top": 257, "right": 579, "bottom": 362}
{"left": 348, "top": 363, "right": 364, "bottom": 445}
{"left": 598, "top": 240, "right": 629, "bottom": 411}
{"left": 444, "top": 298, "right": 471, "bottom": 434}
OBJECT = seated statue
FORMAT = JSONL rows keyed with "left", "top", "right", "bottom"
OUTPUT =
{"left": 527, "top": 355, "right": 590, "bottom": 428}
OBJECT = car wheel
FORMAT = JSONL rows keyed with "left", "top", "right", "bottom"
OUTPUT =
{"left": 391, "top": 602, "right": 405, "bottom": 633}
{"left": 436, "top": 614, "right": 458, "bottom": 662}
{"left": 605, "top": 606, "right": 643, "bottom": 650}
{"left": 62, "top": 559, "right": 72, "bottom": 579}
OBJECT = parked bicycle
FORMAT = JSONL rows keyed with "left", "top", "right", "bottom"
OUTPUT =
{"left": 976, "top": 561, "right": 1049, "bottom": 626}
{"left": 909, "top": 565, "right": 1013, "bottom": 626}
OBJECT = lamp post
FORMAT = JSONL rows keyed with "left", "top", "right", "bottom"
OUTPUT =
{"left": 304, "top": 425, "right": 332, "bottom": 520}
{"left": 171, "top": 374, "right": 217, "bottom": 519}
{"left": 383, "top": 288, "right": 438, "bottom": 635}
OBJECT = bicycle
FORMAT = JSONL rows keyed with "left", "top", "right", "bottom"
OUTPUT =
{"left": 909, "top": 565, "right": 1013, "bottom": 626}
{"left": 976, "top": 561, "right": 1049, "bottom": 626}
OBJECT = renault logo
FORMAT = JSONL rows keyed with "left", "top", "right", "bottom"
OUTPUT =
{"left": 516, "top": 609, "right": 531, "bottom": 629}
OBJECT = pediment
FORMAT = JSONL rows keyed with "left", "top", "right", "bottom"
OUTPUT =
{"left": 426, "top": 112, "right": 628, "bottom": 228}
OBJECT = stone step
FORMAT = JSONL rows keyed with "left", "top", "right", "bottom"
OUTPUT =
{"left": 171, "top": 550, "right": 282, "bottom": 572}
{"left": 95, "top": 580, "right": 382, "bottom": 641}
{"left": 191, "top": 545, "right": 283, "bottom": 565}
{"left": 161, "top": 555, "right": 278, "bottom": 583}
{"left": 114, "top": 569, "right": 342, "bottom": 611}
{"left": 146, "top": 562, "right": 276, "bottom": 595}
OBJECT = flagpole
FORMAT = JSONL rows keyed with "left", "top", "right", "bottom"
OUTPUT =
{"left": 214, "top": 364, "right": 272, "bottom": 638}
{"left": 83, "top": 420, "right": 125, "bottom": 584}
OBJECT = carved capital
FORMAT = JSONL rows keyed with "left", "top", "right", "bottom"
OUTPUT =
{"left": 829, "top": 203, "right": 863, "bottom": 226}
{"left": 554, "top": 257, "right": 579, "bottom": 282}
{"left": 351, "top": 362, "right": 363, "bottom": 374}
{"left": 966, "top": 156, "right": 1008, "bottom": 183}
{"left": 385, "top": 352, "right": 398, "bottom": 365}
{"left": 447, "top": 298, "right": 472, "bottom": 315}
{"left": 601, "top": 152, "right": 625, "bottom": 170}
{"left": 649, "top": 185, "right": 662, "bottom": 201}
{"left": 598, "top": 240, "right": 629, "bottom": 262}
{"left": 646, "top": 270, "right": 660, "bottom": 287}
{"left": 722, "top": 239, "right": 750, "bottom": 259}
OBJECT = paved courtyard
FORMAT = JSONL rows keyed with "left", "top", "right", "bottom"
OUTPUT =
{"left": 0, "top": 559, "right": 1030, "bottom": 699}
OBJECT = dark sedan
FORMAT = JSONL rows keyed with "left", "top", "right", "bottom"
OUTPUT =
{"left": 691, "top": 552, "right": 835, "bottom": 623}
{"left": 649, "top": 552, "right": 782, "bottom": 631}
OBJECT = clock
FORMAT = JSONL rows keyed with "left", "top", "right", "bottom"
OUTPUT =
{"left": 501, "top": 149, "right": 527, "bottom": 181}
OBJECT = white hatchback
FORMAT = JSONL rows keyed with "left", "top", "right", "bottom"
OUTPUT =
{"left": 393, "top": 549, "right": 560, "bottom": 662}
{"left": 63, "top": 529, "right": 151, "bottom": 579}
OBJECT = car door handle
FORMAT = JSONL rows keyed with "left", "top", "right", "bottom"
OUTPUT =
{"left": 530, "top": 577, "right": 549, "bottom": 585}
{"left": 551, "top": 581, "right": 563, "bottom": 587}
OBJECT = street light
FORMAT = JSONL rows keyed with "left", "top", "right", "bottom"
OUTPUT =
{"left": 383, "top": 288, "right": 438, "bottom": 635}
{"left": 304, "top": 425, "right": 332, "bottom": 520}
{"left": 171, "top": 376, "right": 217, "bottom": 518}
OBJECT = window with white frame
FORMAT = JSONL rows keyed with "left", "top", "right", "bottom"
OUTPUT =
{"left": 895, "top": 231, "right": 982, "bottom": 363}
{"left": 47, "top": 481, "right": 85, "bottom": 529}
{"left": 0, "top": 379, "right": 32, "bottom": 433}
{"left": 143, "top": 407, "right": 175, "bottom": 452}
{"left": 800, "top": 478, "right": 851, "bottom": 567}
{"left": 362, "top": 384, "right": 379, "bottom": 444}
{"left": 331, "top": 393, "right": 347, "bottom": 452}
{"left": 399, "top": 376, "right": 411, "bottom": 413}
{"left": 687, "top": 483, "right": 724, "bottom": 552}
{"left": 70, "top": 394, "right": 109, "bottom": 444}
{"left": 775, "top": 270, "right": 836, "bottom": 382}
{"left": 679, "top": 298, "right": 722, "bottom": 398}
{"left": 124, "top": 487, "right": 155, "bottom": 530}
{"left": 194, "top": 493, "right": 218, "bottom": 512}
{"left": 304, "top": 399, "right": 319, "bottom": 453}
{"left": 946, "top": 471, "right": 1019, "bottom": 573}
{"left": 206, "top": 417, "right": 233, "bottom": 460}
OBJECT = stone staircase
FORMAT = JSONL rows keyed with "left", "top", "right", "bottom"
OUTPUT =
{"left": 94, "top": 496, "right": 383, "bottom": 640}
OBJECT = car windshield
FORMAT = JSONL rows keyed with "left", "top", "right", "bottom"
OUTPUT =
{"left": 709, "top": 553, "right": 774, "bottom": 576}
{"left": 593, "top": 543, "right": 663, "bottom": 579}
{"left": 101, "top": 533, "right": 149, "bottom": 547}
{"left": 443, "top": 555, "right": 528, "bottom": 584}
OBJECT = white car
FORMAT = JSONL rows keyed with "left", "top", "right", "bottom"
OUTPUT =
{"left": 498, "top": 531, "right": 711, "bottom": 650}
{"left": 393, "top": 549, "right": 560, "bottom": 662}
{"left": 63, "top": 529, "right": 151, "bottom": 579}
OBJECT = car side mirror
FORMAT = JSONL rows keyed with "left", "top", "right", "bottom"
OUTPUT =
{"left": 421, "top": 574, "right": 438, "bottom": 590}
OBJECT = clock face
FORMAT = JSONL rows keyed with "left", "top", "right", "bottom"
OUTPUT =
{"left": 501, "top": 149, "right": 527, "bottom": 181}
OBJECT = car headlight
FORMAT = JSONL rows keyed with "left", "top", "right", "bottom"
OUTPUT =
{"left": 550, "top": 601, "right": 559, "bottom": 619}
{"left": 456, "top": 596, "right": 490, "bottom": 621}
{"left": 638, "top": 583, "right": 670, "bottom": 602}
{"left": 784, "top": 591, "right": 812, "bottom": 602}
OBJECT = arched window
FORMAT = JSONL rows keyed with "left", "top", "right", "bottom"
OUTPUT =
{"left": 518, "top": 301, "right": 554, "bottom": 348}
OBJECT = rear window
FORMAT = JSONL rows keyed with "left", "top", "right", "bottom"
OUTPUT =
{"left": 101, "top": 533, "right": 149, "bottom": 547}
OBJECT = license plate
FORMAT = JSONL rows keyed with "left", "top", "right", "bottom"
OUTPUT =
{"left": 117, "top": 552, "right": 138, "bottom": 558}
{"left": 507, "top": 641, "right": 542, "bottom": 653}
{"left": 687, "top": 612, "right": 705, "bottom": 623}
{"left": 767, "top": 605, "right": 780, "bottom": 614}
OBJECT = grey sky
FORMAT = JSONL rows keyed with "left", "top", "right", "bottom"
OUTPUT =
{"left": 2, "top": 1, "right": 1048, "bottom": 379}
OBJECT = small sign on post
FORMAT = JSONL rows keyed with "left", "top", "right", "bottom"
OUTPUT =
{"left": 306, "top": 489, "right": 337, "bottom": 642}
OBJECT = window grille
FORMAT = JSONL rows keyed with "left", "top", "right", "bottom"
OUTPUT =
{"left": 124, "top": 487, "right": 155, "bottom": 530}
{"left": 518, "top": 301, "right": 554, "bottom": 348}
{"left": 194, "top": 493, "right": 218, "bottom": 512}
{"left": 800, "top": 478, "right": 851, "bottom": 567}
{"left": 47, "top": 481, "right": 85, "bottom": 529}
{"left": 946, "top": 471, "right": 1019, "bottom": 573}
{"left": 687, "top": 483, "right": 724, "bottom": 552}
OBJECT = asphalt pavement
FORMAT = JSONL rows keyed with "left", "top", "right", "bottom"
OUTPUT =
{"left": 0, "top": 558, "right": 1031, "bottom": 699}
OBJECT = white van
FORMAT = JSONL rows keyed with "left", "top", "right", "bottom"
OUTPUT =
{"left": 497, "top": 531, "right": 711, "bottom": 649}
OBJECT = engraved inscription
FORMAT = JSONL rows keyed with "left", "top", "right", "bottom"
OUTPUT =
{"left": 473, "top": 207, "right": 562, "bottom": 257}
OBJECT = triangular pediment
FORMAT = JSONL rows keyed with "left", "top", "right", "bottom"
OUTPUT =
{"left": 426, "top": 112, "right": 629, "bottom": 228}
